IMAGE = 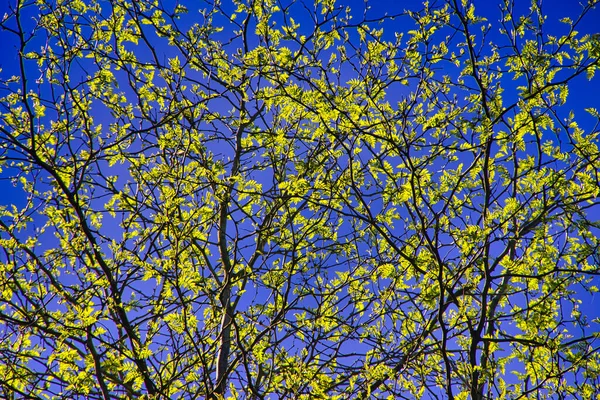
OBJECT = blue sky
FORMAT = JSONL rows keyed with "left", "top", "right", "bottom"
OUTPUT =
{"left": 1, "top": 0, "right": 600, "bottom": 397}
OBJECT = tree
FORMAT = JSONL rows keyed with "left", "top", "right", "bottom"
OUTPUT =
{"left": 1, "top": 0, "right": 600, "bottom": 398}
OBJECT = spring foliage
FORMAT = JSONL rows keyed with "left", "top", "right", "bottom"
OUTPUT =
{"left": 1, "top": 0, "right": 600, "bottom": 398}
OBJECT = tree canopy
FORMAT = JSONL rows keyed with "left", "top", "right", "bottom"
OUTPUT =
{"left": 1, "top": 0, "right": 600, "bottom": 398}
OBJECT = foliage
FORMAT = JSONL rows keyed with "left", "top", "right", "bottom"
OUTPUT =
{"left": 1, "top": 0, "right": 600, "bottom": 398}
